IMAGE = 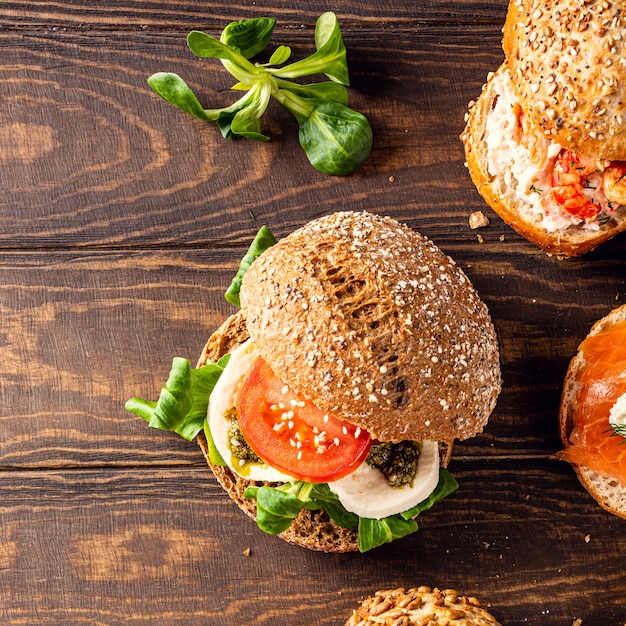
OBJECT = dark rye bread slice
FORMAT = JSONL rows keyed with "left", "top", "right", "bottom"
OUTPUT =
{"left": 196, "top": 311, "right": 453, "bottom": 552}
{"left": 558, "top": 304, "right": 626, "bottom": 519}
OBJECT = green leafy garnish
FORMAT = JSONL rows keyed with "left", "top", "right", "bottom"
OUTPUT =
{"left": 125, "top": 353, "right": 230, "bottom": 441}
{"left": 244, "top": 482, "right": 358, "bottom": 535}
{"left": 147, "top": 12, "right": 372, "bottom": 175}
{"left": 224, "top": 225, "right": 276, "bottom": 308}
{"left": 244, "top": 468, "right": 458, "bottom": 552}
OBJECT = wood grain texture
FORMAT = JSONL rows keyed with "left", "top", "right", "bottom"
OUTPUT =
{"left": 1, "top": 0, "right": 626, "bottom": 624}
{"left": 0, "top": 463, "right": 624, "bottom": 625}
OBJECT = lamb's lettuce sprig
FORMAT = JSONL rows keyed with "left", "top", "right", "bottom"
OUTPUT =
{"left": 125, "top": 354, "right": 230, "bottom": 441}
{"left": 224, "top": 225, "right": 276, "bottom": 308}
{"left": 147, "top": 12, "right": 372, "bottom": 175}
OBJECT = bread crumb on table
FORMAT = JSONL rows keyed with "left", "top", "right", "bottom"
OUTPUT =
{"left": 469, "top": 210, "right": 490, "bottom": 229}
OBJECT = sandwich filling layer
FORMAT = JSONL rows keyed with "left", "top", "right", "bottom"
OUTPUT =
{"left": 485, "top": 68, "right": 626, "bottom": 233}
{"left": 208, "top": 338, "right": 440, "bottom": 519}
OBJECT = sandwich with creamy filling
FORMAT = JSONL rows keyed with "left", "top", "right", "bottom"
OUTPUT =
{"left": 461, "top": 0, "right": 626, "bottom": 256}
{"left": 127, "top": 211, "right": 501, "bottom": 552}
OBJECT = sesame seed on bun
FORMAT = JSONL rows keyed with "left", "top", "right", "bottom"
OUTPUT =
{"left": 240, "top": 211, "right": 501, "bottom": 444}
{"left": 503, "top": 0, "right": 626, "bottom": 161}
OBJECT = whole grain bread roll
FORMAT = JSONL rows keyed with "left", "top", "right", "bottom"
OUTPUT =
{"left": 195, "top": 211, "right": 501, "bottom": 551}
{"left": 461, "top": 64, "right": 626, "bottom": 257}
{"left": 344, "top": 586, "right": 502, "bottom": 626}
{"left": 240, "top": 211, "right": 501, "bottom": 444}
{"left": 503, "top": 0, "right": 626, "bottom": 161}
{"left": 197, "top": 310, "right": 453, "bottom": 553}
{"left": 558, "top": 304, "right": 626, "bottom": 519}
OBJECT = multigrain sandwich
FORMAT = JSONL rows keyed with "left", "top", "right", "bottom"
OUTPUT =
{"left": 556, "top": 303, "right": 626, "bottom": 518}
{"left": 461, "top": 0, "right": 626, "bottom": 256}
{"left": 126, "top": 211, "right": 501, "bottom": 552}
{"left": 344, "top": 586, "right": 502, "bottom": 626}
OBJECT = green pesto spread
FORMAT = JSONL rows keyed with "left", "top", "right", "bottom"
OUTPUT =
{"left": 366, "top": 441, "right": 421, "bottom": 488}
{"left": 225, "top": 407, "right": 261, "bottom": 464}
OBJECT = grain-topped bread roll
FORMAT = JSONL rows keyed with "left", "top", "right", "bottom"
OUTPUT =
{"left": 241, "top": 211, "right": 500, "bottom": 444}
{"left": 461, "top": 0, "right": 626, "bottom": 256}
{"left": 556, "top": 304, "right": 626, "bottom": 519}
{"left": 128, "top": 211, "right": 501, "bottom": 553}
{"left": 503, "top": 0, "right": 626, "bottom": 161}
{"left": 344, "top": 586, "right": 502, "bottom": 626}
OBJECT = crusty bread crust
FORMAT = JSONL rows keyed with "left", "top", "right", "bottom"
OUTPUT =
{"left": 240, "top": 211, "right": 501, "bottom": 444}
{"left": 503, "top": 0, "right": 626, "bottom": 161}
{"left": 344, "top": 586, "right": 502, "bottom": 626}
{"left": 461, "top": 64, "right": 626, "bottom": 257}
{"left": 558, "top": 304, "right": 626, "bottom": 519}
{"left": 197, "top": 310, "right": 453, "bottom": 552}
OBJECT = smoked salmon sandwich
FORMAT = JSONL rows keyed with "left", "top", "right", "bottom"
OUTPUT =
{"left": 126, "top": 211, "right": 502, "bottom": 552}
{"left": 461, "top": 0, "right": 626, "bottom": 256}
{"left": 557, "top": 303, "right": 626, "bottom": 518}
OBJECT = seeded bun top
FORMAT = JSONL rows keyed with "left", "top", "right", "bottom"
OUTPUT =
{"left": 503, "top": 0, "right": 626, "bottom": 160}
{"left": 240, "top": 211, "right": 501, "bottom": 444}
{"left": 344, "top": 586, "right": 502, "bottom": 626}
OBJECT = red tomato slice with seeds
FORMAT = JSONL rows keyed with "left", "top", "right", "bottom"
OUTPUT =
{"left": 237, "top": 357, "right": 371, "bottom": 483}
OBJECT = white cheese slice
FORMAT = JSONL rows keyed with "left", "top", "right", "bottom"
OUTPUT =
{"left": 327, "top": 441, "right": 440, "bottom": 519}
{"left": 209, "top": 339, "right": 441, "bottom": 520}
{"left": 207, "top": 339, "right": 293, "bottom": 482}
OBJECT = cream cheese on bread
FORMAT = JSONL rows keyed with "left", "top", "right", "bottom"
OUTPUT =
{"left": 486, "top": 69, "right": 582, "bottom": 233}
{"left": 609, "top": 391, "right": 626, "bottom": 432}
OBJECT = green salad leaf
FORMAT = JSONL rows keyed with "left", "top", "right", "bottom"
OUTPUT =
{"left": 147, "top": 12, "right": 372, "bottom": 175}
{"left": 125, "top": 353, "right": 230, "bottom": 441}
{"left": 244, "top": 469, "right": 458, "bottom": 552}
{"left": 224, "top": 225, "right": 277, "bottom": 308}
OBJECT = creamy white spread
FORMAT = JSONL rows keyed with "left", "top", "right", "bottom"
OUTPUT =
{"left": 485, "top": 69, "right": 611, "bottom": 233}
{"left": 609, "top": 391, "right": 626, "bottom": 433}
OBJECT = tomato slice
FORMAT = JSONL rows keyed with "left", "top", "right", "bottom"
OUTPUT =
{"left": 236, "top": 357, "right": 372, "bottom": 483}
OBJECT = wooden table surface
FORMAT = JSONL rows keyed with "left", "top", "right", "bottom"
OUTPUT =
{"left": 2, "top": 1, "right": 625, "bottom": 624}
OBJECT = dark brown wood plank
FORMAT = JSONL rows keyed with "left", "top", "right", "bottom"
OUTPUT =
{"left": 0, "top": 463, "right": 624, "bottom": 626}
{"left": 1, "top": 246, "right": 624, "bottom": 468}
{"left": 1, "top": 2, "right": 507, "bottom": 30}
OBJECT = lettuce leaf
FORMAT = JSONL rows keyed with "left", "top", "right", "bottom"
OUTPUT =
{"left": 224, "top": 225, "right": 276, "bottom": 307}
{"left": 243, "top": 468, "right": 458, "bottom": 552}
{"left": 125, "top": 353, "right": 230, "bottom": 441}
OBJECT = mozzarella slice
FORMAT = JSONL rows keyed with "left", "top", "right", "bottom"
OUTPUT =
{"left": 327, "top": 441, "right": 440, "bottom": 519}
{"left": 208, "top": 339, "right": 293, "bottom": 482}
